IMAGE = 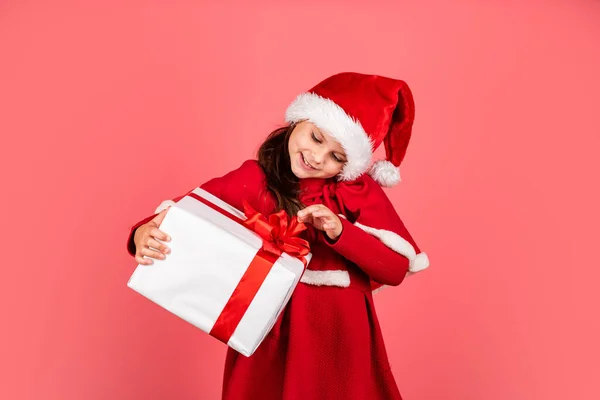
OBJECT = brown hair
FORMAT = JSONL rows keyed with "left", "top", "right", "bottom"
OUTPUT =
{"left": 257, "top": 124, "right": 304, "bottom": 216}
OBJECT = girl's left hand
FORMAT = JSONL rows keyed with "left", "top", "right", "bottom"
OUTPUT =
{"left": 297, "top": 204, "right": 343, "bottom": 240}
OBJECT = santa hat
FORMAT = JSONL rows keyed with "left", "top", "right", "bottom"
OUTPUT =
{"left": 285, "top": 72, "right": 416, "bottom": 187}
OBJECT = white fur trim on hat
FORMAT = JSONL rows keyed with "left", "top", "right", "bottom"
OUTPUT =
{"left": 300, "top": 269, "right": 350, "bottom": 287}
{"left": 155, "top": 200, "right": 176, "bottom": 214}
{"left": 369, "top": 160, "right": 401, "bottom": 187}
{"left": 285, "top": 92, "right": 373, "bottom": 181}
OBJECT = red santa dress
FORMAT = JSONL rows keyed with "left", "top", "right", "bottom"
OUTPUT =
{"left": 127, "top": 72, "right": 431, "bottom": 399}
{"left": 126, "top": 159, "right": 428, "bottom": 400}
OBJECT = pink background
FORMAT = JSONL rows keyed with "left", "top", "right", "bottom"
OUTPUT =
{"left": 1, "top": 1, "right": 599, "bottom": 399}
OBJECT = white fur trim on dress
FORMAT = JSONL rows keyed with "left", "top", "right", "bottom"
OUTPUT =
{"left": 354, "top": 221, "right": 429, "bottom": 273}
{"left": 336, "top": 214, "right": 428, "bottom": 293}
{"left": 369, "top": 160, "right": 401, "bottom": 187}
{"left": 285, "top": 92, "right": 373, "bottom": 181}
{"left": 152, "top": 201, "right": 427, "bottom": 290}
{"left": 299, "top": 269, "right": 351, "bottom": 288}
{"left": 155, "top": 200, "right": 176, "bottom": 214}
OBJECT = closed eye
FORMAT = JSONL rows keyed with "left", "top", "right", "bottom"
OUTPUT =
{"left": 311, "top": 132, "right": 322, "bottom": 143}
{"left": 332, "top": 153, "right": 346, "bottom": 163}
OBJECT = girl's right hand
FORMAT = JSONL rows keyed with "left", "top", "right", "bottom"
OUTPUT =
{"left": 134, "top": 208, "right": 171, "bottom": 265}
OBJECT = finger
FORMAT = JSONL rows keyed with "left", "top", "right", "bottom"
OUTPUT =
{"left": 141, "top": 246, "right": 166, "bottom": 260}
{"left": 298, "top": 204, "right": 325, "bottom": 216}
{"left": 298, "top": 206, "right": 326, "bottom": 222}
{"left": 135, "top": 254, "right": 153, "bottom": 265}
{"left": 152, "top": 208, "right": 170, "bottom": 226}
{"left": 149, "top": 227, "right": 170, "bottom": 242}
{"left": 298, "top": 213, "right": 314, "bottom": 225}
{"left": 311, "top": 210, "right": 334, "bottom": 219}
{"left": 148, "top": 238, "right": 170, "bottom": 254}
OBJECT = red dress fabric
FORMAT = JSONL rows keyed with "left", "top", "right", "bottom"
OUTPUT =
{"left": 126, "top": 160, "right": 423, "bottom": 400}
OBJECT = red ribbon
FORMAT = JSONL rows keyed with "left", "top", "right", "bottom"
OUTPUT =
{"left": 185, "top": 192, "right": 310, "bottom": 345}
{"left": 241, "top": 201, "right": 310, "bottom": 267}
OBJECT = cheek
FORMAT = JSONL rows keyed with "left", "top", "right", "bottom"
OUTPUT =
{"left": 324, "top": 161, "right": 344, "bottom": 176}
{"left": 296, "top": 138, "right": 309, "bottom": 151}
{"left": 288, "top": 137, "right": 300, "bottom": 155}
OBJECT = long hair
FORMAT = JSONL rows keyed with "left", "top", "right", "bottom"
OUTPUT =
{"left": 257, "top": 124, "right": 304, "bottom": 216}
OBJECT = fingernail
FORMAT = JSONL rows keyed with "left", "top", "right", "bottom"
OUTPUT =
{"left": 166, "top": 236, "right": 171, "bottom": 242}
{"left": 164, "top": 247, "right": 170, "bottom": 254}
{"left": 148, "top": 259, "right": 153, "bottom": 265}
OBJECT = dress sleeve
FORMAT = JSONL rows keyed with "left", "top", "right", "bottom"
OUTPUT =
{"left": 323, "top": 177, "right": 429, "bottom": 287}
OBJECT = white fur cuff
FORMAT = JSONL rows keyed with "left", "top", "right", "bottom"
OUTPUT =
{"left": 155, "top": 200, "right": 176, "bottom": 214}
{"left": 353, "top": 221, "right": 429, "bottom": 273}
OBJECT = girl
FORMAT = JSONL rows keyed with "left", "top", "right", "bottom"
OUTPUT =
{"left": 126, "top": 72, "right": 430, "bottom": 400}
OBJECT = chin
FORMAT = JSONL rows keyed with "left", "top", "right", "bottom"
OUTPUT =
{"left": 290, "top": 167, "right": 303, "bottom": 179}
{"left": 291, "top": 166, "right": 311, "bottom": 179}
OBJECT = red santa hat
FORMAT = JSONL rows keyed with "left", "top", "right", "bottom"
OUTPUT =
{"left": 285, "top": 72, "right": 416, "bottom": 187}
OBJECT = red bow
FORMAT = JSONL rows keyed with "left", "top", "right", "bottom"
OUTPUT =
{"left": 241, "top": 200, "right": 310, "bottom": 266}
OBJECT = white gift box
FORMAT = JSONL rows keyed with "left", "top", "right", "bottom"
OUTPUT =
{"left": 127, "top": 188, "right": 311, "bottom": 357}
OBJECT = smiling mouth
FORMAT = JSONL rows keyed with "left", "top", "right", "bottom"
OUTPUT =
{"left": 301, "top": 153, "right": 317, "bottom": 170}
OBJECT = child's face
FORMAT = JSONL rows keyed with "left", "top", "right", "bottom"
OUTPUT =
{"left": 288, "top": 121, "right": 347, "bottom": 180}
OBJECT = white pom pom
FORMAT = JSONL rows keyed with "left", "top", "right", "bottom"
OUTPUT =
{"left": 409, "top": 253, "right": 430, "bottom": 272}
{"left": 369, "top": 160, "right": 401, "bottom": 187}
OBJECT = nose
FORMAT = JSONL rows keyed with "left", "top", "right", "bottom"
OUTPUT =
{"left": 311, "top": 149, "right": 326, "bottom": 166}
